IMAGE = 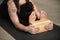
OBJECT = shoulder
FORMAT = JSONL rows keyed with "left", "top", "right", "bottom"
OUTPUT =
{"left": 7, "top": 0, "right": 17, "bottom": 10}
{"left": 29, "top": 0, "right": 33, "bottom": 2}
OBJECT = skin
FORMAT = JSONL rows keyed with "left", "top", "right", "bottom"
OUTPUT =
{"left": 7, "top": 0, "right": 53, "bottom": 34}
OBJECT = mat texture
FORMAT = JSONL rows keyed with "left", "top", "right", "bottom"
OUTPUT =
{"left": 0, "top": 18, "right": 60, "bottom": 40}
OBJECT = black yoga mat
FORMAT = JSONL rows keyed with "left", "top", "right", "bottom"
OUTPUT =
{"left": 0, "top": 0, "right": 60, "bottom": 40}
{"left": 0, "top": 18, "right": 60, "bottom": 40}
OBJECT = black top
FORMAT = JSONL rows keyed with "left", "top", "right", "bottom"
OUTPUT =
{"left": 0, "top": 0, "right": 39, "bottom": 26}
{"left": 0, "top": 0, "right": 34, "bottom": 26}
{"left": 14, "top": 0, "right": 34, "bottom": 26}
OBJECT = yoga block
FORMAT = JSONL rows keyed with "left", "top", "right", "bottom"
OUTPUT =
{"left": 30, "top": 19, "right": 52, "bottom": 33}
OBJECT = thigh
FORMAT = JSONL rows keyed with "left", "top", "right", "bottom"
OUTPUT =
{"left": 29, "top": 11, "right": 36, "bottom": 23}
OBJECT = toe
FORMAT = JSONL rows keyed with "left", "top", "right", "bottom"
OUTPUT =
{"left": 44, "top": 22, "right": 53, "bottom": 30}
{"left": 40, "top": 10, "right": 47, "bottom": 19}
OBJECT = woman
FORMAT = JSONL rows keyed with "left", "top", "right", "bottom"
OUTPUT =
{"left": 7, "top": 0, "right": 53, "bottom": 34}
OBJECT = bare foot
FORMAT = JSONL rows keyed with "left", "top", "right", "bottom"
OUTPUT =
{"left": 40, "top": 10, "right": 53, "bottom": 30}
{"left": 40, "top": 10, "right": 47, "bottom": 19}
{"left": 44, "top": 22, "right": 53, "bottom": 30}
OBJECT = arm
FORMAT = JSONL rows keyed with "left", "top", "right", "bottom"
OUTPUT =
{"left": 7, "top": 0, "right": 41, "bottom": 34}
{"left": 30, "top": 0, "right": 40, "bottom": 19}
{"left": 7, "top": 0, "right": 28, "bottom": 32}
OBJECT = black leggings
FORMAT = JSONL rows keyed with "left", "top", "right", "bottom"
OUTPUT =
{"left": 0, "top": 18, "right": 60, "bottom": 40}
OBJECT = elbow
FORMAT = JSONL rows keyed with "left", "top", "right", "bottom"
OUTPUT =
{"left": 12, "top": 21, "right": 20, "bottom": 27}
{"left": 13, "top": 21, "right": 20, "bottom": 28}
{"left": 13, "top": 21, "right": 20, "bottom": 25}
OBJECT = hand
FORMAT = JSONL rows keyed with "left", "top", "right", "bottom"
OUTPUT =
{"left": 27, "top": 25, "right": 40, "bottom": 34}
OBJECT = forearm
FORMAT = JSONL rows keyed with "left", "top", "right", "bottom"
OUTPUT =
{"left": 9, "top": 13, "right": 28, "bottom": 32}
{"left": 8, "top": 13, "right": 28, "bottom": 32}
{"left": 7, "top": 0, "right": 28, "bottom": 32}
{"left": 14, "top": 22, "right": 28, "bottom": 32}
{"left": 30, "top": 0, "right": 39, "bottom": 12}
{"left": 30, "top": 0, "right": 40, "bottom": 19}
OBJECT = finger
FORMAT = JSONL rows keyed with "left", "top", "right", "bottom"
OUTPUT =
{"left": 29, "top": 29, "right": 36, "bottom": 34}
{"left": 29, "top": 27, "right": 38, "bottom": 34}
{"left": 35, "top": 27, "right": 40, "bottom": 33}
{"left": 30, "top": 25, "right": 37, "bottom": 28}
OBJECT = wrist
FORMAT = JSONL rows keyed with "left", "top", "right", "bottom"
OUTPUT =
{"left": 24, "top": 27, "right": 29, "bottom": 32}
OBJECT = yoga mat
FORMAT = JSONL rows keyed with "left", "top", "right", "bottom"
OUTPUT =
{"left": 0, "top": 1, "right": 60, "bottom": 40}
{"left": 0, "top": 18, "right": 60, "bottom": 40}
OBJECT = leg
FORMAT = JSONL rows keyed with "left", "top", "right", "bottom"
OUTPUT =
{"left": 29, "top": 11, "right": 36, "bottom": 23}
{"left": 40, "top": 10, "right": 47, "bottom": 19}
{"left": 40, "top": 10, "right": 53, "bottom": 30}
